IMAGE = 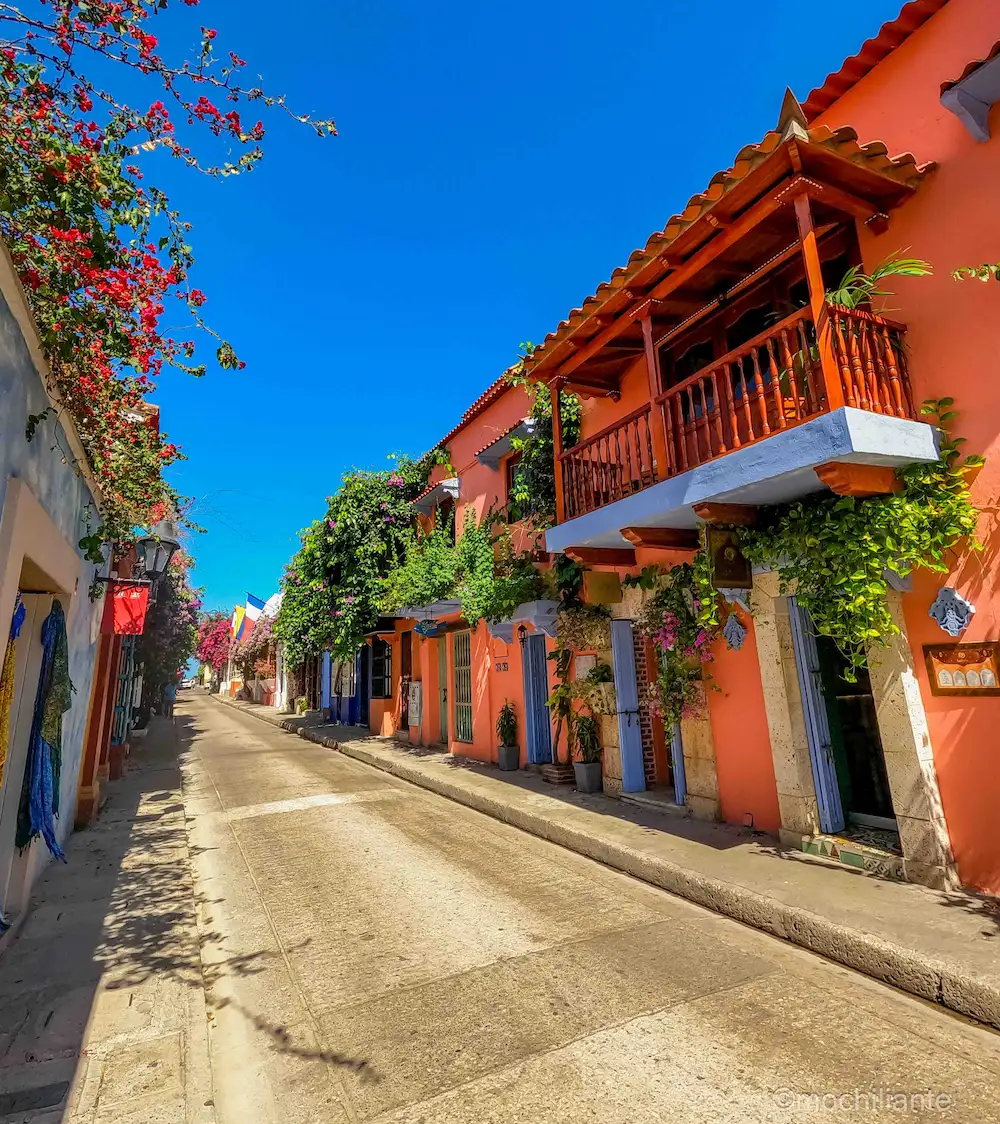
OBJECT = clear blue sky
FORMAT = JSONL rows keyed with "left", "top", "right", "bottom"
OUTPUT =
{"left": 149, "top": 0, "right": 907, "bottom": 613}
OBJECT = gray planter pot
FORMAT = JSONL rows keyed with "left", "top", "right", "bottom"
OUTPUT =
{"left": 574, "top": 761, "right": 603, "bottom": 793}
{"left": 497, "top": 744, "right": 520, "bottom": 771}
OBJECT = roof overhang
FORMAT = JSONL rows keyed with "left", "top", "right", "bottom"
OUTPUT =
{"left": 398, "top": 598, "right": 462, "bottom": 622}
{"left": 413, "top": 479, "right": 459, "bottom": 515}
{"left": 941, "top": 44, "right": 1000, "bottom": 141}
{"left": 476, "top": 419, "right": 534, "bottom": 468}
{"left": 521, "top": 107, "right": 931, "bottom": 399}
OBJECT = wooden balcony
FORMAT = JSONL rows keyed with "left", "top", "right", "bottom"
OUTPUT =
{"left": 558, "top": 304, "right": 913, "bottom": 522}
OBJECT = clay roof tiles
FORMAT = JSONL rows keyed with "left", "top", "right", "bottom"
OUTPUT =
{"left": 940, "top": 38, "right": 1000, "bottom": 92}
{"left": 802, "top": 0, "right": 949, "bottom": 119}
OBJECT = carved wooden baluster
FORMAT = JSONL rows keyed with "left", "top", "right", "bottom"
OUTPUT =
{"left": 795, "top": 319, "right": 819, "bottom": 416}
{"left": 580, "top": 447, "right": 591, "bottom": 515}
{"left": 831, "top": 309, "right": 855, "bottom": 408}
{"left": 842, "top": 313, "right": 867, "bottom": 410}
{"left": 643, "top": 413, "right": 655, "bottom": 487}
{"left": 695, "top": 380, "right": 710, "bottom": 462}
{"left": 750, "top": 347, "right": 770, "bottom": 436}
{"left": 721, "top": 362, "right": 740, "bottom": 448}
{"left": 764, "top": 337, "right": 785, "bottom": 430}
{"left": 709, "top": 368, "right": 726, "bottom": 455}
{"left": 875, "top": 324, "right": 901, "bottom": 415}
{"left": 672, "top": 393, "right": 687, "bottom": 472}
{"left": 777, "top": 328, "right": 800, "bottom": 420}
{"left": 854, "top": 317, "right": 878, "bottom": 413}
{"left": 690, "top": 385, "right": 704, "bottom": 465}
{"left": 884, "top": 328, "right": 912, "bottom": 417}
{"left": 737, "top": 359, "right": 754, "bottom": 441}
{"left": 600, "top": 435, "right": 611, "bottom": 504}
{"left": 661, "top": 399, "right": 677, "bottom": 477}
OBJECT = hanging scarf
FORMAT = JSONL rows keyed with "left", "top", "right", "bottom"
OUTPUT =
{"left": 0, "top": 593, "right": 26, "bottom": 787}
{"left": 15, "top": 599, "right": 73, "bottom": 860}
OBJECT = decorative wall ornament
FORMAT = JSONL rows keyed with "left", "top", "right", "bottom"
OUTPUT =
{"left": 707, "top": 528, "right": 752, "bottom": 589}
{"left": 928, "top": 587, "right": 976, "bottom": 637}
{"left": 723, "top": 612, "right": 748, "bottom": 651}
{"left": 924, "top": 642, "right": 1000, "bottom": 697}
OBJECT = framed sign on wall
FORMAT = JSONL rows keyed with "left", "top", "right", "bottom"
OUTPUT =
{"left": 924, "top": 642, "right": 1000, "bottom": 697}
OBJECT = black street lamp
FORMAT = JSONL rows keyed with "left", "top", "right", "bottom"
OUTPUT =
{"left": 134, "top": 519, "right": 181, "bottom": 582}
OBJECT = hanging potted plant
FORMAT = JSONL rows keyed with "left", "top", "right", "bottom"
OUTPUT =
{"left": 573, "top": 713, "right": 603, "bottom": 793}
{"left": 496, "top": 700, "right": 520, "bottom": 771}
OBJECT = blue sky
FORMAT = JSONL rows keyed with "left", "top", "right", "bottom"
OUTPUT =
{"left": 149, "top": 0, "right": 907, "bottom": 612}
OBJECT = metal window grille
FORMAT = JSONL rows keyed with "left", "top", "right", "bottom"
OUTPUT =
{"left": 371, "top": 638, "right": 392, "bottom": 699}
{"left": 452, "top": 630, "right": 473, "bottom": 743}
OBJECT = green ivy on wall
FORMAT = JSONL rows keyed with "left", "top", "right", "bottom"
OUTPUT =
{"left": 740, "top": 399, "right": 982, "bottom": 673}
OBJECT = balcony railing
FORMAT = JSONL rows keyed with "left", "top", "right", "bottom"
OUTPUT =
{"left": 558, "top": 305, "right": 913, "bottom": 521}
{"left": 560, "top": 404, "right": 658, "bottom": 521}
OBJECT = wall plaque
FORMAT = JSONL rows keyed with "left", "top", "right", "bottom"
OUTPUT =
{"left": 924, "top": 642, "right": 1000, "bottom": 697}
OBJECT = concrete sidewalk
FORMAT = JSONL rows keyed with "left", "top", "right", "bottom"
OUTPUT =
{"left": 216, "top": 694, "right": 1000, "bottom": 1032}
{"left": 0, "top": 717, "right": 215, "bottom": 1124}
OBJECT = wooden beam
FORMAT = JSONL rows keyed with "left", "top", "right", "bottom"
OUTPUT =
{"left": 814, "top": 462, "right": 902, "bottom": 497}
{"left": 794, "top": 193, "right": 845, "bottom": 411}
{"left": 692, "top": 502, "right": 758, "bottom": 526}
{"left": 551, "top": 385, "right": 565, "bottom": 524}
{"left": 620, "top": 527, "right": 699, "bottom": 551}
{"left": 564, "top": 547, "right": 637, "bottom": 567}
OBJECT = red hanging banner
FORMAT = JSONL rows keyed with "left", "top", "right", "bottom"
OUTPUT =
{"left": 100, "top": 583, "right": 151, "bottom": 636}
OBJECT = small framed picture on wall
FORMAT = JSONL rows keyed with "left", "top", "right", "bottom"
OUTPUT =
{"left": 924, "top": 642, "right": 1000, "bottom": 697}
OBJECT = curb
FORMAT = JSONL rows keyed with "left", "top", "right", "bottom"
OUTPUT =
{"left": 213, "top": 693, "right": 1000, "bottom": 1031}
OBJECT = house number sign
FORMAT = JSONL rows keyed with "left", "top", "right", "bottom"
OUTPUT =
{"left": 494, "top": 660, "right": 509, "bottom": 672}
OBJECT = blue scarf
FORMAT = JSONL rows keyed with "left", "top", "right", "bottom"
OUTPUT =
{"left": 16, "top": 600, "right": 73, "bottom": 859}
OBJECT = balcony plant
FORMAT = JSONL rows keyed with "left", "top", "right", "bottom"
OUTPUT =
{"left": 496, "top": 700, "right": 519, "bottom": 771}
{"left": 574, "top": 714, "right": 603, "bottom": 793}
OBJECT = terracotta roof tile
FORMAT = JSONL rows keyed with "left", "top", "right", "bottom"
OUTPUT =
{"left": 941, "top": 38, "right": 1000, "bottom": 92}
{"left": 802, "top": 0, "right": 948, "bottom": 119}
{"left": 435, "top": 370, "right": 520, "bottom": 449}
{"left": 521, "top": 122, "right": 931, "bottom": 379}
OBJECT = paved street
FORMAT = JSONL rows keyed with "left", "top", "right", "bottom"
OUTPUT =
{"left": 179, "top": 693, "right": 1000, "bottom": 1123}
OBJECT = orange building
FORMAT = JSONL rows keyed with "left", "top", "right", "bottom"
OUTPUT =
{"left": 367, "top": 0, "right": 1000, "bottom": 895}
{"left": 511, "top": 0, "right": 1000, "bottom": 893}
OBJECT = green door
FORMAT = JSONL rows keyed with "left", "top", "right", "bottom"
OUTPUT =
{"left": 437, "top": 638, "right": 448, "bottom": 743}
{"left": 452, "top": 630, "right": 473, "bottom": 743}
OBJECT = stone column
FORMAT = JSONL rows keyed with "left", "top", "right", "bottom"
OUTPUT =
{"left": 751, "top": 572, "right": 822, "bottom": 841}
{"left": 680, "top": 708, "right": 720, "bottom": 820}
{"left": 866, "top": 592, "right": 958, "bottom": 889}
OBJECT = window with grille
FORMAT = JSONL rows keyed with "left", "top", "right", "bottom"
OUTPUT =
{"left": 371, "top": 637, "right": 392, "bottom": 699}
{"left": 452, "top": 630, "right": 473, "bottom": 743}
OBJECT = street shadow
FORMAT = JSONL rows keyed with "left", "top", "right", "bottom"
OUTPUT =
{"left": 0, "top": 706, "right": 375, "bottom": 1119}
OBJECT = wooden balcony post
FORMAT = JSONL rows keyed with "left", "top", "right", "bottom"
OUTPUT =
{"left": 550, "top": 380, "right": 566, "bottom": 524}
{"left": 641, "top": 315, "right": 670, "bottom": 478}
{"left": 793, "top": 193, "right": 846, "bottom": 412}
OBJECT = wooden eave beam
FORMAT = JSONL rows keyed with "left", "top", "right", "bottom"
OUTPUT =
{"left": 620, "top": 527, "right": 700, "bottom": 551}
{"left": 564, "top": 547, "right": 637, "bottom": 567}
{"left": 692, "top": 502, "right": 758, "bottom": 526}
{"left": 814, "top": 462, "right": 902, "bottom": 497}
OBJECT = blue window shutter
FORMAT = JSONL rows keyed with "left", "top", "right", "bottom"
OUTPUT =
{"left": 611, "top": 619, "right": 646, "bottom": 793}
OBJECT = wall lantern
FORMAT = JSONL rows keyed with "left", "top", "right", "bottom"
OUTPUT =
{"left": 517, "top": 624, "right": 528, "bottom": 647}
{"left": 134, "top": 518, "right": 181, "bottom": 582}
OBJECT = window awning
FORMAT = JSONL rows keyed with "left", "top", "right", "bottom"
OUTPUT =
{"left": 412, "top": 478, "right": 459, "bottom": 515}
{"left": 476, "top": 419, "right": 534, "bottom": 468}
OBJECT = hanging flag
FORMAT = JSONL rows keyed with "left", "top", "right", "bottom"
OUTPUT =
{"left": 230, "top": 604, "right": 246, "bottom": 639}
{"left": 100, "top": 583, "right": 150, "bottom": 636}
{"left": 244, "top": 592, "right": 266, "bottom": 626}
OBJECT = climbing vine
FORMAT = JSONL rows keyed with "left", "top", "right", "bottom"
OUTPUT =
{"left": 634, "top": 563, "right": 721, "bottom": 726}
{"left": 507, "top": 344, "right": 582, "bottom": 526}
{"left": 741, "top": 399, "right": 982, "bottom": 672}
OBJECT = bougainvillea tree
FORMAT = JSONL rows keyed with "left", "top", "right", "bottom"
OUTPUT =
{"left": 275, "top": 458, "right": 430, "bottom": 667}
{"left": 232, "top": 613, "right": 275, "bottom": 682}
{"left": 196, "top": 610, "right": 231, "bottom": 679}
{"left": 0, "top": 0, "right": 334, "bottom": 547}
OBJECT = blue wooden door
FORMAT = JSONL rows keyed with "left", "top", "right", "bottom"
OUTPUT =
{"left": 522, "top": 633, "right": 552, "bottom": 764}
{"left": 670, "top": 725, "right": 687, "bottom": 805}
{"left": 611, "top": 619, "right": 646, "bottom": 793}
{"left": 788, "top": 598, "right": 845, "bottom": 834}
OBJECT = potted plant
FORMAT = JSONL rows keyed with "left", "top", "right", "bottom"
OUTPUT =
{"left": 496, "top": 700, "right": 519, "bottom": 771}
{"left": 574, "top": 713, "right": 603, "bottom": 793}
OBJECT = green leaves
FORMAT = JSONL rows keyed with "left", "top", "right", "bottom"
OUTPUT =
{"left": 952, "top": 263, "right": 1000, "bottom": 283}
{"left": 741, "top": 401, "right": 980, "bottom": 672}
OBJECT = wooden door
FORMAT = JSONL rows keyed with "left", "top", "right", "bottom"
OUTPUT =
{"left": 437, "top": 639, "right": 448, "bottom": 743}
{"left": 452, "top": 630, "right": 473, "bottom": 743}
{"left": 611, "top": 619, "right": 646, "bottom": 793}
{"left": 400, "top": 631, "right": 412, "bottom": 729}
{"left": 521, "top": 633, "right": 552, "bottom": 764}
